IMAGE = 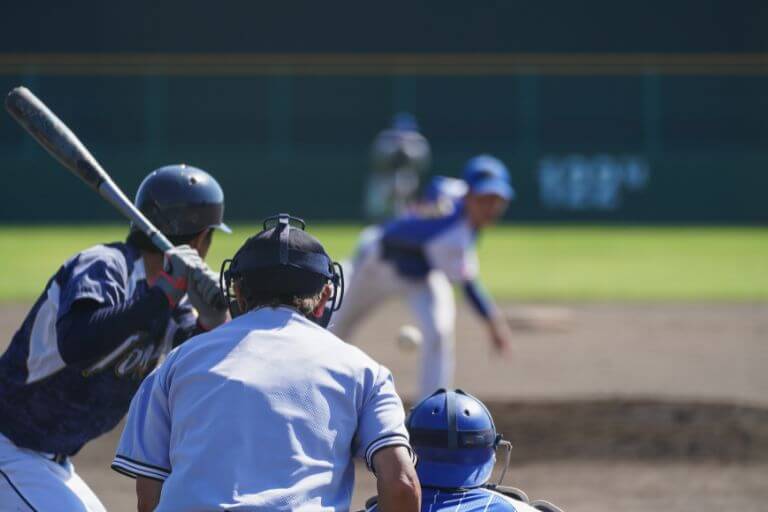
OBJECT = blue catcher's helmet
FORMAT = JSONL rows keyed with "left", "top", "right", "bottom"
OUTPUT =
{"left": 407, "top": 389, "right": 511, "bottom": 489}
{"left": 462, "top": 154, "right": 514, "bottom": 201}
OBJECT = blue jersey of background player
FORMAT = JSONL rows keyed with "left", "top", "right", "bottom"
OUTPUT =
{"left": 0, "top": 165, "right": 230, "bottom": 511}
{"left": 365, "top": 389, "right": 563, "bottom": 512}
{"left": 331, "top": 155, "right": 515, "bottom": 397}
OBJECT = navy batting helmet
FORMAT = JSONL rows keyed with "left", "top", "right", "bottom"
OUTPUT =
{"left": 407, "top": 388, "right": 512, "bottom": 489}
{"left": 133, "top": 164, "right": 231, "bottom": 238}
{"left": 220, "top": 214, "right": 344, "bottom": 327}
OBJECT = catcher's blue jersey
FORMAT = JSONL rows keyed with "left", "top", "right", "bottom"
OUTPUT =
{"left": 367, "top": 487, "right": 536, "bottom": 511}
{"left": 0, "top": 242, "right": 195, "bottom": 455}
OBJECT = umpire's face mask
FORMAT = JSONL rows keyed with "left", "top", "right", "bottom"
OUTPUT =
{"left": 318, "top": 262, "right": 344, "bottom": 328}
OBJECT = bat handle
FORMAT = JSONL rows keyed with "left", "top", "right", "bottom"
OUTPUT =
{"left": 149, "top": 232, "right": 174, "bottom": 253}
{"left": 97, "top": 180, "right": 174, "bottom": 252}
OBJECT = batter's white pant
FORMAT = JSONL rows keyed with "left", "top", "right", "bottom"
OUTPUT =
{"left": 330, "top": 229, "right": 455, "bottom": 398}
{"left": 0, "top": 432, "right": 106, "bottom": 512}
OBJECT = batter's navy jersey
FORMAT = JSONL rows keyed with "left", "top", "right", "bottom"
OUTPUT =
{"left": 113, "top": 306, "right": 413, "bottom": 511}
{"left": 0, "top": 242, "right": 195, "bottom": 455}
{"left": 380, "top": 201, "right": 479, "bottom": 282}
{"left": 367, "top": 487, "right": 539, "bottom": 511}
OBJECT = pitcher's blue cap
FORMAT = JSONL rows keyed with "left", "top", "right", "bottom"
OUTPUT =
{"left": 463, "top": 155, "right": 514, "bottom": 201}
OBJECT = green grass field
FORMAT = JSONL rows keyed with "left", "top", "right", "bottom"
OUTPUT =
{"left": 0, "top": 224, "right": 765, "bottom": 302}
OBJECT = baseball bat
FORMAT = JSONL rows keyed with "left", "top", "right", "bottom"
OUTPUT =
{"left": 6, "top": 87, "right": 228, "bottom": 311}
{"left": 4, "top": 86, "right": 174, "bottom": 252}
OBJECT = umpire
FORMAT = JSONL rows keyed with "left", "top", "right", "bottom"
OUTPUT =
{"left": 113, "top": 214, "right": 421, "bottom": 512}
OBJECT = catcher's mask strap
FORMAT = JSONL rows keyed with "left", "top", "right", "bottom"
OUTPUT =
{"left": 446, "top": 389, "right": 458, "bottom": 449}
{"left": 278, "top": 215, "right": 290, "bottom": 264}
{"left": 262, "top": 213, "right": 307, "bottom": 266}
{"left": 262, "top": 213, "right": 306, "bottom": 230}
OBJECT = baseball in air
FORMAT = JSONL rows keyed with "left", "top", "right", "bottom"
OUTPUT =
{"left": 397, "top": 324, "right": 423, "bottom": 351}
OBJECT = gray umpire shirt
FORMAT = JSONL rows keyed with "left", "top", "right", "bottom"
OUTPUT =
{"left": 112, "top": 306, "right": 413, "bottom": 511}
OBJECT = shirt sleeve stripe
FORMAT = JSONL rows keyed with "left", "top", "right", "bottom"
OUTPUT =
{"left": 111, "top": 459, "right": 168, "bottom": 481}
{"left": 112, "top": 456, "right": 169, "bottom": 478}
{"left": 111, "top": 464, "right": 139, "bottom": 479}
{"left": 364, "top": 433, "right": 415, "bottom": 472}
{"left": 114, "top": 454, "right": 171, "bottom": 474}
{"left": 364, "top": 433, "right": 407, "bottom": 461}
{"left": 111, "top": 463, "right": 167, "bottom": 483}
{"left": 111, "top": 461, "right": 168, "bottom": 481}
{"left": 111, "top": 456, "right": 170, "bottom": 481}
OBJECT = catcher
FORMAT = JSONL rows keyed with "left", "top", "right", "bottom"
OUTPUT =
{"left": 364, "top": 388, "right": 565, "bottom": 512}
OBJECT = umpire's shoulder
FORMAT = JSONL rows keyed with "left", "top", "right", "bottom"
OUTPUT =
{"left": 315, "top": 322, "right": 398, "bottom": 400}
{"left": 169, "top": 314, "right": 243, "bottom": 354}
{"left": 152, "top": 319, "right": 238, "bottom": 381}
{"left": 317, "top": 319, "right": 381, "bottom": 367}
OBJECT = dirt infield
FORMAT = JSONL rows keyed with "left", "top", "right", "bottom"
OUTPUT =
{"left": 0, "top": 301, "right": 766, "bottom": 511}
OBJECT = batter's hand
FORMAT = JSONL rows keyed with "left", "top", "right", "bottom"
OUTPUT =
{"left": 188, "top": 266, "right": 229, "bottom": 330}
{"left": 153, "top": 245, "right": 203, "bottom": 308}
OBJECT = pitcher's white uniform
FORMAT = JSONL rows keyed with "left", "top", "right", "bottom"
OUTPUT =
{"left": 112, "top": 306, "right": 413, "bottom": 511}
{"left": 331, "top": 197, "right": 493, "bottom": 397}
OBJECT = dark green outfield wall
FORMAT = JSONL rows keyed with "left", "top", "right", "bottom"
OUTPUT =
{"left": 0, "top": 2, "right": 766, "bottom": 223}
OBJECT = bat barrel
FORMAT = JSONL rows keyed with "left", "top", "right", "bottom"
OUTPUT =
{"left": 5, "top": 86, "right": 107, "bottom": 191}
{"left": 5, "top": 86, "right": 174, "bottom": 253}
{"left": 5, "top": 86, "right": 227, "bottom": 310}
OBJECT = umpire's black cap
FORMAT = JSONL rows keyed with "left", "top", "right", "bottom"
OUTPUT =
{"left": 228, "top": 215, "right": 333, "bottom": 296}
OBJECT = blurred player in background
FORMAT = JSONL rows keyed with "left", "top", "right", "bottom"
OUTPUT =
{"left": 365, "top": 112, "right": 431, "bottom": 221}
{"left": 331, "top": 155, "right": 514, "bottom": 398}
{"left": 0, "top": 165, "right": 229, "bottom": 511}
